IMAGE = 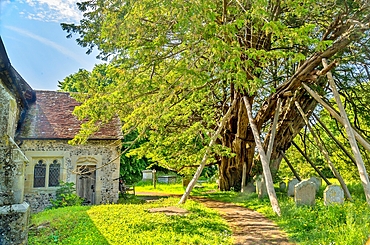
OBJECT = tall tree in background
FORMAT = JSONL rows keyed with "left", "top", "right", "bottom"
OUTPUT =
{"left": 61, "top": 0, "right": 370, "bottom": 191}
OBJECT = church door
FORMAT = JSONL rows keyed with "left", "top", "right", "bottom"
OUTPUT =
{"left": 76, "top": 165, "right": 96, "bottom": 204}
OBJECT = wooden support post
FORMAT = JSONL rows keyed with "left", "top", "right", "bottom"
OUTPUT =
{"left": 266, "top": 98, "right": 282, "bottom": 162}
{"left": 292, "top": 141, "right": 331, "bottom": 185}
{"left": 313, "top": 114, "right": 357, "bottom": 167}
{"left": 179, "top": 100, "right": 236, "bottom": 204}
{"left": 243, "top": 96, "right": 281, "bottom": 216}
{"left": 302, "top": 83, "right": 370, "bottom": 152}
{"left": 241, "top": 163, "right": 247, "bottom": 192}
{"left": 255, "top": 98, "right": 281, "bottom": 194}
{"left": 280, "top": 151, "right": 301, "bottom": 181}
{"left": 295, "top": 101, "right": 352, "bottom": 201}
{"left": 152, "top": 169, "right": 156, "bottom": 189}
{"left": 323, "top": 58, "right": 370, "bottom": 204}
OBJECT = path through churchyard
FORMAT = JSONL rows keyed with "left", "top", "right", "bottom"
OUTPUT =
{"left": 137, "top": 192, "right": 294, "bottom": 245}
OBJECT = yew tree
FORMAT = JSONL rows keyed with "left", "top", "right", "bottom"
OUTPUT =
{"left": 61, "top": 0, "right": 370, "bottom": 192}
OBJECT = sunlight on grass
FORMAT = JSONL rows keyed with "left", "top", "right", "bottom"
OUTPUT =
{"left": 29, "top": 181, "right": 370, "bottom": 245}
{"left": 29, "top": 198, "right": 232, "bottom": 245}
{"left": 146, "top": 181, "right": 370, "bottom": 245}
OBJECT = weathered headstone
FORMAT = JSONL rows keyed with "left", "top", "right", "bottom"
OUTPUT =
{"left": 324, "top": 185, "right": 344, "bottom": 206}
{"left": 279, "top": 181, "right": 287, "bottom": 191}
{"left": 309, "top": 176, "right": 322, "bottom": 192}
{"left": 255, "top": 175, "right": 267, "bottom": 198}
{"left": 294, "top": 180, "right": 316, "bottom": 206}
{"left": 287, "top": 178, "right": 299, "bottom": 197}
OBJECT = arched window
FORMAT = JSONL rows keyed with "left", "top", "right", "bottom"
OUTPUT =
{"left": 49, "top": 160, "right": 60, "bottom": 187}
{"left": 34, "top": 160, "right": 46, "bottom": 187}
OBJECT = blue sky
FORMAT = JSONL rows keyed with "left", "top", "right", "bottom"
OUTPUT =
{"left": 0, "top": 0, "right": 100, "bottom": 90}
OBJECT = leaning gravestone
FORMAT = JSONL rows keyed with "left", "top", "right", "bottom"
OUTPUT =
{"left": 295, "top": 180, "right": 316, "bottom": 206}
{"left": 287, "top": 178, "right": 299, "bottom": 197}
{"left": 324, "top": 185, "right": 344, "bottom": 206}
{"left": 255, "top": 175, "right": 267, "bottom": 198}
{"left": 309, "top": 176, "right": 322, "bottom": 193}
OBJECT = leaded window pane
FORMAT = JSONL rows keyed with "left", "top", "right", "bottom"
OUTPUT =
{"left": 49, "top": 160, "right": 60, "bottom": 187}
{"left": 34, "top": 160, "right": 46, "bottom": 188}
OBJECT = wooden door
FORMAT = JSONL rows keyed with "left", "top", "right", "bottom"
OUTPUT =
{"left": 76, "top": 165, "right": 96, "bottom": 205}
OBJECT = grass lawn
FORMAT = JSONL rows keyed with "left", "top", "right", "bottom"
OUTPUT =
{"left": 29, "top": 197, "right": 232, "bottom": 245}
{"left": 137, "top": 180, "right": 370, "bottom": 245}
{"left": 29, "top": 180, "right": 370, "bottom": 245}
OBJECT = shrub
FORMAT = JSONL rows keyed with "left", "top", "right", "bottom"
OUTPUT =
{"left": 51, "top": 181, "right": 83, "bottom": 208}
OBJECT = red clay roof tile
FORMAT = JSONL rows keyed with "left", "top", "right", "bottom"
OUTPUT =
{"left": 17, "top": 90, "right": 121, "bottom": 140}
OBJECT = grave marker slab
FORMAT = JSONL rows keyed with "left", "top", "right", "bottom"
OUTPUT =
{"left": 287, "top": 178, "right": 299, "bottom": 197}
{"left": 309, "top": 176, "right": 322, "bottom": 192}
{"left": 279, "top": 182, "right": 286, "bottom": 191}
{"left": 255, "top": 175, "right": 267, "bottom": 198}
{"left": 295, "top": 180, "right": 316, "bottom": 206}
{"left": 324, "top": 185, "right": 344, "bottom": 206}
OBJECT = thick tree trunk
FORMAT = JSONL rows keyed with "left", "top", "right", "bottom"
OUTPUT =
{"left": 218, "top": 90, "right": 318, "bottom": 190}
{"left": 219, "top": 94, "right": 255, "bottom": 191}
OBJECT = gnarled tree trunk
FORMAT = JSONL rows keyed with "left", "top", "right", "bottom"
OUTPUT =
{"left": 219, "top": 94, "right": 255, "bottom": 191}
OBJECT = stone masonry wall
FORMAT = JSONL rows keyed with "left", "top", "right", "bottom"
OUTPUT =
{"left": 0, "top": 79, "right": 30, "bottom": 244}
{"left": 21, "top": 139, "right": 120, "bottom": 212}
{"left": 0, "top": 202, "right": 30, "bottom": 245}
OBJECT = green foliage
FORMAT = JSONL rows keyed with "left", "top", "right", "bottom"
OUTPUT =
{"left": 58, "top": 0, "right": 368, "bottom": 176}
{"left": 29, "top": 198, "right": 232, "bottom": 245}
{"left": 120, "top": 130, "right": 150, "bottom": 184}
{"left": 50, "top": 181, "right": 83, "bottom": 208}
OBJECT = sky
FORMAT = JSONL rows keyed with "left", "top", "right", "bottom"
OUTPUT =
{"left": 0, "top": 0, "right": 100, "bottom": 90}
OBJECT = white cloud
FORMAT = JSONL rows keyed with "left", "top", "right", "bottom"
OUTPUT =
{"left": 23, "top": 0, "right": 83, "bottom": 23}
{"left": 6, "top": 25, "right": 89, "bottom": 66}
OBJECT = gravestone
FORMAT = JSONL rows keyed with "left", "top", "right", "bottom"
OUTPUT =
{"left": 324, "top": 185, "right": 344, "bottom": 206}
{"left": 287, "top": 178, "right": 299, "bottom": 197}
{"left": 279, "top": 181, "right": 287, "bottom": 191}
{"left": 255, "top": 175, "right": 267, "bottom": 198}
{"left": 309, "top": 176, "right": 322, "bottom": 192}
{"left": 294, "top": 180, "right": 316, "bottom": 206}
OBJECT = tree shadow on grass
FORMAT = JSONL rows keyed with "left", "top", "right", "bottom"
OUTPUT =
{"left": 28, "top": 207, "right": 109, "bottom": 245}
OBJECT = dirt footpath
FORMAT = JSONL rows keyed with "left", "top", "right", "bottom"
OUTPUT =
{"left": 136, "top": 192, "right": 295, "bottom": 245}
{"left": 192, "top": 197, "right": 295, "bottom": 245}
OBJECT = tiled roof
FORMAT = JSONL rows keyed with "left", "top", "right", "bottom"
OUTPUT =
{"left": 17, "top": 90, "right": 122, "bottom": 140}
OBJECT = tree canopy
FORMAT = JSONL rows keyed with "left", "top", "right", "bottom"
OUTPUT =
{"left": 60, "top": 0, "right": 370, "bottom": 200}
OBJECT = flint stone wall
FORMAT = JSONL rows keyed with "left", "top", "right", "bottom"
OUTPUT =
{"left": 0, "top": 202, "right": 30, "bottom": 245}
{"left": 0, "top": 80, "right": 30, "bottom": 245}
{"left": 24, "top": 192, "right": 56, "bottom": 213}
{"left": 21, "top": 139, "right": 120, "bottom": 212}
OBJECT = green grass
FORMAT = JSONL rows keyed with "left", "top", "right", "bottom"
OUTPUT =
{"left": 137, "top": 181, "right": 370, "bottom": 245}
{"left": 29, "top": 180, "right": 370, "bottom": 245}
{"left": 29, "top": 198, "right": 232, "bottom": 245}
